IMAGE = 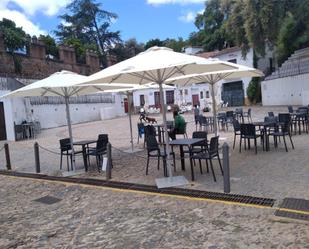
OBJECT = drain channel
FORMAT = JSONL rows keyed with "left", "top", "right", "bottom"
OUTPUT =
{"left": 0, "top": 170, "right": 275, "bottom": 207}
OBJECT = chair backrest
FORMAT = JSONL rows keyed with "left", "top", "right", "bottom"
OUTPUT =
{"left": 288, "top": 106, "right": 293, "bottom": 113}
{"left": 297, "top": 107, "right": 309, "bottom": 115}
{"left": 96, "top": 136, "right": 108, "bottom": 152}
{"left": 226, "top": 111, "right": 234, "bottom": 119}
{"left": 248, "top": 108, "right": 252, "bottom": 116}
{"left": 209, "top": 136, "right": 219, "bottom": 156}
{"left": 264, "top": 116, "right": 277, "bottom": 123}
{"left": 146, "top": 134, "right": 159, "bottom": 152}
{"left": 235, "top": 108, "right": 243, "bottom": 114}
{"left": 166, "top": 121, "right": 174, "bottom": 129}
{"left": 144, "top": 125, "right": 156, "bottom": 137}
{"left": 192, "top": 131, "right": 208, "bottom": 146}
{"left": 240, "top": 123, "right": 256, "bottom": 137}
{"left": 268, "top": 112, "right": 274, "bottom": 117}
{"left": 200, "top": 116, "right": 207, "bottom": 125}
{"left": 233, "top": 119, "right": 241, "bottom": 132}
{"left": 60, "top": 138, "right": 71, "bottom": 151}
{"left": 278, "top": 113, "right": 290, "bottom": 123}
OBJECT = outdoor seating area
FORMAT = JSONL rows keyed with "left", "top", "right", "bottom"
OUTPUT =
{"left": 14, "top": 121, "right": 41, "bottom": 141}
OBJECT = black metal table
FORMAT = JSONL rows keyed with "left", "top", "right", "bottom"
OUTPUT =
{"left": 73, "top": 140, "right": 97, "bottom": 171}
{"left": 252, "top": 121, "right": 278, "bottom": 151}
{"left": 170, "top": 138, "right": 206, "bottom": 181}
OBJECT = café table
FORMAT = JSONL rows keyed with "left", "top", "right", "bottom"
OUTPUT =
{"left": 252, "top": 121, "right": 279, "bottom": 151}
{"left": 73, "top": 139, "right": 97, "bottom": 171}
{"left": 169, "top": 138, "right": 206, "bottom": 181}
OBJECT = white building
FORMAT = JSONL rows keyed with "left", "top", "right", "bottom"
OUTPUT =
{"left": 0, "top": 77, "right": 125, "bottom": 141}
{"left": 179, "top": 46, "right": 274, "bottom": 107}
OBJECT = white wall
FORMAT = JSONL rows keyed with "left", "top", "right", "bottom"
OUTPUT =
{"left": 1, "top": 92, "right": 125, "bottom": 140}
{"left": 262, "top": 73, "right": 309, "bottom": 106}
{"left": 215, "top": 49, "right": 254, "bottom": 98}
{"left": 133, "top": 89, "right": 175, "bottom": 107}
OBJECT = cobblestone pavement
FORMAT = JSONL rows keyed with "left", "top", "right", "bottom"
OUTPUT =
{"left": 0, "top": 175, "right": 308, "bottom": 249}
{"left": 0, "top": 106, "right": 308, "bottom": 200}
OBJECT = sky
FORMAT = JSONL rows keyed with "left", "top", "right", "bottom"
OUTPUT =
{"left": 0, "top": 0, "right": 206, "bottom": 43}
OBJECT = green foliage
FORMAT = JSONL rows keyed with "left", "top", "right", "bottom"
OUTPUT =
{"left": 144, "top": 39, "right": 164, "bottom": 50}
{"left": 110, "top": 38, "right": 144, "bottom": 61}
{"left": 39, "top": 35, "right": 59, "bottom": 58}
{"left": 63, "top": 38, "right": 87, "bottom": 63}
{"left": 0, "top": 18, "right": 27, "bottom": 53}
{"left": 247, "top": 77, "right": 261, "bottom": 103}
{"left": 55, "top": 0, "right": 120, "bottom": 66}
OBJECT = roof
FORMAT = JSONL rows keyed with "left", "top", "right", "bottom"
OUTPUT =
{"left": 197, "top": 47, "right": 241, "bottom": 59}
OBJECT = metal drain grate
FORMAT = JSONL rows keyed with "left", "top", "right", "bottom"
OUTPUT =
{"left": 33, "top": 195, "right": 62, "bottom": 205}
{"left": 1, "top": 170, "right": 275, "bottom": 207}
{"left": 275, "top": 198, "right": 309, "bottom": 221}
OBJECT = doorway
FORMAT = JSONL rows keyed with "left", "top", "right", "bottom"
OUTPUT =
{"left": 192, "top": 94, "right": 199, "bottom": 106}
{"left": 0, "top": 102, "right": 7, "bottom": 140}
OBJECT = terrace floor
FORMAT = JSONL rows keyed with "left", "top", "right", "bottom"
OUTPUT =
{"left": 0, "top": 105, "right": 308, "bottom": 201}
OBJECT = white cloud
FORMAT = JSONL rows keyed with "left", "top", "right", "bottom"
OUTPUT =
{"left": 4, "top": 0, "right": 71, "bottom": 16}
{"left": 178, "top": 11, "right": 196, "bottom": 23}
{"left": 0, "top": 9, "right": 47, "bottom": 36}
{"left": 147, "top": 0, "right": 205, "bottom": 5}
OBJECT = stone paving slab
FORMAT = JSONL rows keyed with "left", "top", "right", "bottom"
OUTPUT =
{"left": 0, "top": 176, "right": 308, "bottom": 248}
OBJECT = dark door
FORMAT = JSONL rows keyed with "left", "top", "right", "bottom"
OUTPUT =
{"left": 154, "top": 92, "right": 161, "bottom": 108}
{"left": 140, "top": 94, "right": 145, "bottom": 106}
{"left": 166, "top": 90, "right": 175, "bottom": 104}
{"left": 124, "top": 98, "right": 128, "bottom": 113}
{"left": 0, "top": 102, "right": 7, "bottom": 140}
{"left": 221, "top": 81, "right": 244, "bottom": 106}
{"left": 192, "top": 94, "right": 199, "bottom": 106}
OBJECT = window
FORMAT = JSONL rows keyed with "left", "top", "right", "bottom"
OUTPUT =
{"left": 200, "top": 91, "right": 203, "bottom": 99}
{"left": 206, "top": 91, "right": 210, "bottom": 98}
{"left": 166, "top": 90, "right": 174, "bottom": 104}
{"left": 228, "top": 59, "right": 237, "bottom": 64}
{"left": 184, "top": 89, "right": 188, "bottom": 95}
{"left": 179, "top": 89, "right": 183, "bottom": 95}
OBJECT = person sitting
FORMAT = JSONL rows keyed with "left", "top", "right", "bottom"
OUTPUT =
{"left": 169, "top": 110, "right": 186, "bottom": 140}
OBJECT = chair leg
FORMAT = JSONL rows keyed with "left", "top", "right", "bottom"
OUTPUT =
{"left": 283, "top": 135, "right": 288, "bottom": 152}
{"left": 239, "top": 137, "right": 242, "bottom": 153}
{"left": 173, "top": 153, "right": 176, "bottom": 172}
{"left": 205, "top": 159, "right": 209, "bottom": 173}
{"left": 60, "top": 153, "right": 63, "bottom": 170}
{"left": 157, "top": 156, "right": 160, "bottom": 170}
{"left": 233, "top": 134, "right": 236, "bottom": 149}
{"left": 209, "top": 159, "right": 216, "bottom": 182}
{"left": 217, "top": 154, "right": 223, "bottom": 175}
{"left": 254, "top": 138, "right": 257, "bottom": 154}
{"left": 289, "top": 134, "right": 295, "bottom": 149}
{"left": 146, "top": 156, "right": 150, "bottom": 175}
{"left": 66, "top": 153, "right": 69, "bottom": 171}
{"left": 198, "top": 159, "right": 202, "bottom": 174}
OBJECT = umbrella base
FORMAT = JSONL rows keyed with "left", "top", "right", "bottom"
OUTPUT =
{"left": 155, "top": 176, "right": 189, "bottom": 189}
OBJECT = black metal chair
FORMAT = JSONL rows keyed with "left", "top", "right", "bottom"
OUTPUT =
{"left": 217, "top": 112, "right": 227, "bottom": 130}
{"left": 232, "top": 119, "right": 241, "bottom": 149}
{"left": 288, "top": 106, "right": 294, "bottom": 114}
{"left": 145, "top": 134, "right": 175, "bottom": 176}
{"left": 243, "top": 108, "right": 252, "bottom": 123}
{"left": 86, "top": 135, "right": 109, "bottom": 171}
{"left": 183, "top": 131, "right": 208, "bottom": 168}
{"left": 239, "top": 123, "right": 263, "bottom": 154}
{"left": 59, "top": 138, "right": 82, "bottom": 171}
{"left": 235, "top": 108, "right": 244, "bottom": 122}
{"left": 272, "top": 114, "right": 294, "bottom": 152}
{"left": 268, "top": 112, "right": 275, "bottom": 117}
{"left": 190, "top": 136, "right": 223, "bottom": 182}
{"left": 144, "top": 125, "right": 157, "bottom": 147}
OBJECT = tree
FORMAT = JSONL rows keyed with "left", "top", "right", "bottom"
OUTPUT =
{"left": 144, "top": 38, "right": 164, "bottom": 50}
{"left": 39, "top": 35, "right": 58, "bottom": 58}
{"left": 55, "top": 0, "right": 121, "bottom": 66}
{"left": 0, "top": 18, "right": 27, "bottom": 73}
{"left": 190, "top": 0, "right": 234, "bottom": 51}
{"left": 110, "top": 38, "right": 144, "bottom": 62}
{"left": 163, "top": 38, "right": 187, "bottom": 52}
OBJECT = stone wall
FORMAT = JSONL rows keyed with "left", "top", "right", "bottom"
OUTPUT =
{"left": 0, "top": 35, "right": 101, "bottom": 79}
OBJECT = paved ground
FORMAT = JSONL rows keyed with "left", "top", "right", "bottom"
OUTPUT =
{"left": 0, "top": 175, "right": 308, "bottom": 249}
{"left": 0, "top": 106, "right": 308, "bottom": 200}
